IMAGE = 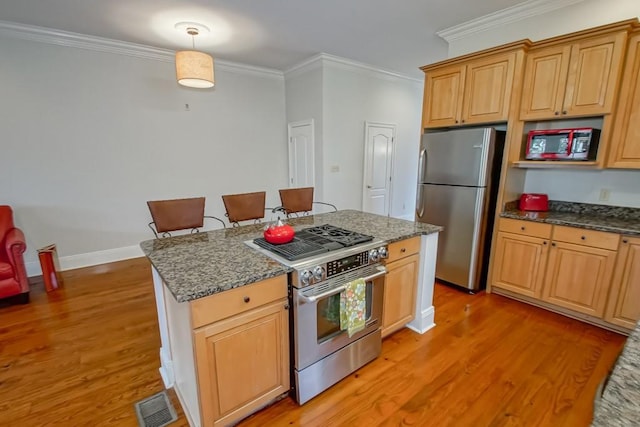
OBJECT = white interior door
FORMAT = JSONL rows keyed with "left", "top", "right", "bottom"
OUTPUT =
{"left": 287, "top": 119, "right": 315, "bottom": 188}
{"left": 362, "top": 122, "right": 395, "bottom": 216}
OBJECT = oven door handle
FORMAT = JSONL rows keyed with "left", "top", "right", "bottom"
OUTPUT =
{"left": 297, "top": 267, "right": 387, "bottom": 304}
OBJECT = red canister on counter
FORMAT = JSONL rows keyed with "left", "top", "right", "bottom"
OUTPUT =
{"left": 519, "top": 193, "right": 549, "bottom": 211}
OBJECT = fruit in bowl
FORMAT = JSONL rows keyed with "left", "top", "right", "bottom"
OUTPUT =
{"left": 263, "top": 219, "right": 295, "bottom": 244}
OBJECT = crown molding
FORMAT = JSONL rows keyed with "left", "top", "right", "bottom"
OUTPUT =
{"left": 0, "top": 20, "right": 283, "bottom": 80}
{"left": 285, "top": 53, "right": 422, "bottom": 84}
{"left": 436, "top": 0, "right": 586, "bottom": 42}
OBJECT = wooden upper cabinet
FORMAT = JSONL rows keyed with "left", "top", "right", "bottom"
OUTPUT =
{"left": 422, "top": 50, "right": 518, "bottom": 128}
{"left": 608, "top": 31, "right": 640, "bottom": 168}
{"left": 521, "top": 32, "right": 627, "bottom": 120}
{"left": 520, "top": 45, "right": 571, "bottom": 119}
{"left": 422, "top": 64, "right": 465, "bottom": 128}
{"left": 463, "top": 52, "right": 516, "bottom": 125}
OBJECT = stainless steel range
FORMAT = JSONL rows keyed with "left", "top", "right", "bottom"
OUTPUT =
{"left": 247, "top": 224, "right": 388, "bottom": 404}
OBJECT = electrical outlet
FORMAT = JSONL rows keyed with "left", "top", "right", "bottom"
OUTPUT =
{"left": 330, "top": 165, "right": 340, "bottom": 173}
{"left": 599, "top": 189, "right": 610, "bottom": 202}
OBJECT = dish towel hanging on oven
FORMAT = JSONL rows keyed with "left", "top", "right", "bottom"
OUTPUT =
{"left": 340, "top": 278, "right": 366, "bottom": 338}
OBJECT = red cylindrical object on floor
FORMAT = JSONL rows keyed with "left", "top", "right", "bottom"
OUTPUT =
{"left": 38, "top": 244, "right": 61, "bottom": 292}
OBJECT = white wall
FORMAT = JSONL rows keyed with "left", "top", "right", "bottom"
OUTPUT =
{"left": 322, "top": 62, "right": 423, "bottom": 219}
{"left": 1, "top": 36, "right": 288, "bottom": 274}
{"left": 524, "top": 169, "right": 640, "bottom": 207}
{"left": 284, "top": 65, "right": 324, "bottom": 198}
{"left": 445, "top": 0, "right": 640, "bottom": 208}
{"left": 448, "top": 0, "right": 640, "bottom": 56}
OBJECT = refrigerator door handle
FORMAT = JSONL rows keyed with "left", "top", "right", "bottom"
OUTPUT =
{"left": 416, "top": 185, "right": 425, "bottom": 218}
{"left": 418, "top": 148, "right": 427, "bottom": 183}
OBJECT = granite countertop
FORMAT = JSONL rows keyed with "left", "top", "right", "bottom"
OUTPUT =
{"left": 140, "top": 209, "right": 442, "bottom": 303}
{"left": 500, "top": 201, "right": 640, "bottom": 236}
{"left": 591, "top": 321, "right": 640, "bottom": 426}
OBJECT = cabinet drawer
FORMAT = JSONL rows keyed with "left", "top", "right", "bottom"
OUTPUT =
{"left": 552, "top": 226, "right": 620, "bottom": 250}
{"left": 498, "top": 218, "right": 552, "bottom": 239}
{"left": 386, "top": 236, "right": 421, "bottom": 263}
{"left": 190, "top": 275, "right": 287, "bottom": 328}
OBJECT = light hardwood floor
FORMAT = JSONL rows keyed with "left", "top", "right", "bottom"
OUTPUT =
{"left": 0, "top": 258, "right": 626, "bottom": 426}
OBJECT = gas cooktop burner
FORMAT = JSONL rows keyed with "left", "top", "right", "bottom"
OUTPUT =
{"left": 302, "top": 224, "right": 375, "bottom": 247}
{"left": 252, "top": 224, "right": 374, "bottom": 261}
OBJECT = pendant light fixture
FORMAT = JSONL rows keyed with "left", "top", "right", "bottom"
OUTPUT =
{"left": 175, "top": 22, "right": 215, "bottom": 88}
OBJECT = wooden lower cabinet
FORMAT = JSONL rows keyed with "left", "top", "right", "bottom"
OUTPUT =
{"left": 490, "top": 218, "right": 639, "bottom": 332}
{"left": 492, "top": 231, "right": 549, "bottom": 298}
{"left": 605, "top": 236, "right": 640, "bottom": 329}
{"left": 541, "top": 241, "right": 617, "bottom": 317}
{"left": 382, "top": 237, "right": 420, "bottom": 338}
{"left": 382, "top": 253, "right": 418, "bottom": 337}
{"left": 193, "top": 297, "right": 289, "bottom": 427}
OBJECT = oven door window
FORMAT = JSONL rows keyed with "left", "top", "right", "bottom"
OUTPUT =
{"left": 317, "top": 282, "right": 373, "bottom": 343}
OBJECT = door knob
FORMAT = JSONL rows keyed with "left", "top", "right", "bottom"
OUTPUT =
{"left": 367, "top": 185, "right": 372, "bottom": 189}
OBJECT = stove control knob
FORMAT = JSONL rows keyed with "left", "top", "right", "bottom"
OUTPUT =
{"left": 378, "top": 246, "right": 388, "bottom": 259}
{"left": 369, "top": 248, "right": 379, "bottom": 262}
{"left": 312, "top": 266, "right": 325, "bottom": 281}
{"left": 300, "top": 270, "right": 313, "bottom": 285}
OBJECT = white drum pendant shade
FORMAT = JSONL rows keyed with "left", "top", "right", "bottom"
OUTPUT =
{"left": 175, "top": 50, "right": 215, "bottom": 88}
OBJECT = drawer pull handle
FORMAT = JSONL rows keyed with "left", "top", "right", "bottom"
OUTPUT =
{"left": 623, "top": 239, "right": 629, "bottom": 244}
{"left": 520, "top": 226, "right": 525, "bottom": 231}
{"left": 562, "top": 110, "right": 567, "bottom": 115}
{"left": 243, "top": 296, "right": 251, "bottom": 303}
{"left": 400, "top": 248, "right": 406, "bottom": 253}
{"left": 581, "top": 236, "right": 586, "bottom": 240}
{"left": 543, "top": 241, "right": 547, "bottom": 245}
{"left": 284, "top": 303, "right": 290, "bottom": 310}
{"left": 551, "top": 242, "right": 556, "bottom": 247}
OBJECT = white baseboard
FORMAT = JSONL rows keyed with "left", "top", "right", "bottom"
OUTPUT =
{"left": 407, "top": 305, "right": 436, "bottom": 334}
{"left": 26, "top": 244, "right": 144, "bottom": 277}
{"left": 159, "top": 347, "right": 175, "bottom": 389}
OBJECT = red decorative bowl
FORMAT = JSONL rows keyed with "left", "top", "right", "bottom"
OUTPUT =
{"left": 263, "top": 224, "right": 295, "bottom": 244}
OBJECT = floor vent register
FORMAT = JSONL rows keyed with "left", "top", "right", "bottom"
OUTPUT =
{"left": 134, "top": 390, "right": 178, "bottom": 427}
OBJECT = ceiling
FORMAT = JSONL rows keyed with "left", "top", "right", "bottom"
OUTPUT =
{"left": 0, "top": 0, "right": 529, "bottom": 78}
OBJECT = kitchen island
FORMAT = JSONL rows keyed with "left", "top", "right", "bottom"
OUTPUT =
{"left": 591, "top": 320, "right": 640, "bottom": 426}
{"left": 140, "top": 210, "right": 441, "bottom": 427}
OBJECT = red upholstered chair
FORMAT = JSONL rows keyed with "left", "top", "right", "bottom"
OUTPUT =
{"left": 0, "top": 206, "right": 29, "bottom": 304}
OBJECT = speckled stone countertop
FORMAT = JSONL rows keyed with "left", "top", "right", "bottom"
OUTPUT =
{"left": 591, "top": 321, "right": 640, "bottom": 426}
{"left": 140, "top": 210, "right": 442, "bottom": 303}
{"left": 501, "top": 201, "right": 640, "bottom": 236}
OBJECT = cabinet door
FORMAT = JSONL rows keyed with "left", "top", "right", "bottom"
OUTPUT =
{"left": 605, "top": 237, "right": 640, "bottom": 329}
{"left": 608, "top": 32, "right": 640, "bottom": 168}
{"left": 520, "top": 45, "right": 571, "bottom": 120}
{"left": 563, "top": 32, "right": 626, "bottom": 117}
{"left": 382, "top": 254, "right": 418, "bottom": 337}
{"left": 542, "top": 242, "right": 616, "bottom": 317}
{"left": 491, "top": 231, "right": 549, "bottom": 298}
{"left": 194, "top": 300, "right": 289, "bottom": 427}
{"left": 462, "top": 52, "right": 516, "bottom": 124}
{"left": 423, "top": 64, "right": 465, "bottom": 128}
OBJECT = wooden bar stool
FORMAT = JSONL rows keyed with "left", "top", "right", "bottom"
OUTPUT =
{"left": 278, "top": 187, "right": 337, "bottom": 217}
{"left": 221, "top": 191, "right": 268, "bottom": 227}
{"left": 147, "top": 197, "right": 225, "bottom": 238}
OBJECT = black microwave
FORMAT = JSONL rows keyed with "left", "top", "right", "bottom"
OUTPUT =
{"left": 525, "top": 128, "right": 600, "bottom": 160}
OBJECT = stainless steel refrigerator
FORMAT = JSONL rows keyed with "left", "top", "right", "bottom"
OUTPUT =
{"left": 416, "top": 127, "right": 505, "bottom": 292}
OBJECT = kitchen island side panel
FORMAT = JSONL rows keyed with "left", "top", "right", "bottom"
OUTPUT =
{"left": 408, "top": 232, "right": 438, "bottom": 334}
{"left": 164, "top": 284, "right": 201, "bottom": 427}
